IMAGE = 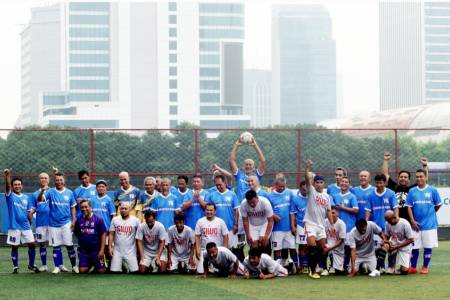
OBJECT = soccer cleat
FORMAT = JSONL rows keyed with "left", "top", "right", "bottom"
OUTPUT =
{"left": 369, "top": 270, "right": 381, "bottom": 277}
{"left": 12, "top": 267, "right": 19, "bottom": 274}
{"left": 302, "top": 267, "right": 310, "bottom": 274}
{"left": 72, "top": 266, "right": 79, "bottom": 274}
{"left": 386, "top": 267, "right": 395, "bottom": 275}
{"left": 408, "top": 267, "right": 418, "bottom": 274}
{"left": 309, "top": 271, "right": 320, "bottom": 279}
{"left": 379, "top": 268, "right": 386, "bottom": 274}
{"left": 28, "top": 265, "right": 41, "bottom": 273}
{"left": 320, "top": 269, "right": 329, "bottom": 276}
{"left": 59, "top": 265, "right": 69, "bottom": 272}
{"left": 328, "top": 267, "right": 335, "bottom": 274}
{"left": 39, "top": 265, "right": 48, "bottom": 272}
{"left": 420, "top": 267, "right": 428, "bottom": 274}
{"left": 52, "top": 267, "right": 61, "bottom": 274}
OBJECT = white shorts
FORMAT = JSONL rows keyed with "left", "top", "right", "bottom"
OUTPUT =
{"left": 249, "top": 222, "right": 269, "bottom": 240}
{"left": 35, "top": 226, "right": 49, "bottom": 243}
{"left": 354, "top": 255, "right": 376, "bottom": 273}
{"left": 111, "top": 252, "right": 139, "bottom": 272}
{"left": 140, "top": 252, "right": 167, "bottom": 268}
{"left": 412, "top": 229, "right": 438, "bottom": 249}
{"left": 7, "top": 229, "right": 35, "bottom": 246}
{"left": 331, "top": 251, "right": 344, "bottom": 271}
{"left": 304, "top": 222, "right": 326, "bottom": 240}
{"left": 295, "top": 225, "right": 307, "bottom": 245}
{"left": 49, "top": 222, "right": 73, "bottom": 247}
{"left": 396, "top": 249, "right": 411, "bottom": 269}
{"left": 272, "top": 231, "right": 296, "bottom": 251}
{"left": 168, "top": 254, "right": 195, "bottom": 271}
{"left": 228, "top": 231, "right": 238, "bottom": 249}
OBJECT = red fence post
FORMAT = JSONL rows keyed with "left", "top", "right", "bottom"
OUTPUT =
{"left": 194, "top": 128, "right": 199, "bottom": 175}
{"left": 90, "top": 129, "right": 95, "bottom": 183}
{"left": 394, "top": 129, "right": 399, "bottom": 176}
{"left": 297, "top": 128, "right": 302, "bottom": 184}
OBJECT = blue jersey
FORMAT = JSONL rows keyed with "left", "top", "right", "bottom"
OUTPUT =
{"left": 290, "top": 192, "right": 307, "bottom": 227}
{"left": 73, "top": 184, "right": 97, "bottom": 218}
{"left": 234, "top": 169, "right": 263, "bottom": 201}
{"left": 44, "top": 187, "right": 76, "bottom": 228}
{"left": 172, "top": 188, "right": 193, "bottom": 210}
{"left": 139, "top": 190, "right": 159, "bottom": 208}
{"left": 332, "top": 192, "right": 359, "bottom": 232}
{"left": 256, "top": 188, "right": 270, "bottom": 199}
{"left": 183, "top": 189, "right": 208, "bottom": 230}
{"left": 149, "top": 193, "right": 179, "bottom": 230}
{"left": 269, "top": 189, "right": 292, "bottom": 232}
{"left": 406, "top": 185, "right": 442, "bottom": 231}
{"left": 205, "top": 189, "right": 240, "bottom": 230}
{"left": 91, "top": 194, "right": 116, "bottom": 231}
{"left": 6, "top": 192, "right": 32, "bottom": 231}
{"left": 327, "top": 183, "right": 341, "bottom": 197}
{"left": 352, "top": 185, "right": 375, "bottom": 220}
{"left": 114, "top": 185, "right": 140, "bottom": 208}
{"left": 30, "top": 188, "right": 50, "bottom": 227}
{"left": 366, "top": 189, "right": 398, "bottom": 230}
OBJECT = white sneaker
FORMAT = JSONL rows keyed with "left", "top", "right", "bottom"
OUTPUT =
{"left": 380, "top": 268, "right": 386, "bottom": 274}
{"left": 72, "top": 266, "right": 79, "bottom": 274}
{"left": 320, "top": 269, "right": 329, "bottom": 276}
{"left": 369, "top": 270, "right": 381, "bottom": 277}
{"left": 59, "top": 265, "right": 69, "bottom": 272}
{"left": 386, "top": 267, "right": 395, "bottom": 275}
{"left": 328, "top": 267, "right": 335, "bottom": 274}
{"left": 52, "top": 267, "right": 61, "bottom": 274}
{"left": 39, "top": 265, "right": 48, "bottom": 272}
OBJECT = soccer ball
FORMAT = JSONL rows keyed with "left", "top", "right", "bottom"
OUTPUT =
{"left": 239, "top": 131, "right": 253, "bottom": 144}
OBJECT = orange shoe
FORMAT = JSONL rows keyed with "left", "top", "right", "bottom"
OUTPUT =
{"left": 409, "top": 267, "right": 418, "bottom": 274}
{"left": 420, "top": 267, "right": 428, "bottom": 274}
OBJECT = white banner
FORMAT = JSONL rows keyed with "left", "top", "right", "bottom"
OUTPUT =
{"left": 437, "top": 188, "right": 450, "bottom": 226}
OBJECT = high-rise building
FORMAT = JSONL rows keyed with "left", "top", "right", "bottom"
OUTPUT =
{"left": 272, "top": 5, "right": 337, "bottom": 126}
{"left": 244, "top": 69, "right": 271, "bottom": 127}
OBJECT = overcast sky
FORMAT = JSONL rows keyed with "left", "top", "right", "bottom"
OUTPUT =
{"left": 0, "top": 0, "right": 380, "bottom": 128}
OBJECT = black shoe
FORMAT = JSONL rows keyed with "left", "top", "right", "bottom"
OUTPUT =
{"left": 12, "top": 267, "right": 19, "bottom": 274}
{"left": 28, "top": 265, "right": 41, "bottom": 273}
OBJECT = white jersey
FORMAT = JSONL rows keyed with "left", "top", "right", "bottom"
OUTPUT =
{"left": 243, "top": 253, "right": 288, "bottom": 277}
{"left": 204, "top": 246, "right": 237, "bottom": 271}
{"left": 348, "top": 221, "right": 382, "bottom": 258}
{"left": 304, "top": 186, "right": 332, "bottom": 228}
{"left": 195, "top": 216, "right": 229, "bottom": 249}
{"left": 385, "top": 218, "right": 413, "bottom": 250}
{"left": 167, "top": 225, "right": 195, "bottom": 259}
{"left": 135, "top": 221, "right": 166, "bottom": 257}
{"left": 325, "top": 218, "right": 346, "bottom": 256}
{"left": 239, "top": 196, "right": 273, "bottom": 226}
{"left": 109, "top": 215, "right": 140, "bottom": 255}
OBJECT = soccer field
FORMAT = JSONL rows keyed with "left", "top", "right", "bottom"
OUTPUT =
{"left": 0, "top": 243, "right": 449, "bottom": 300}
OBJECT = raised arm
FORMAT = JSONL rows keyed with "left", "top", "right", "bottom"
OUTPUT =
{"left": 229, "top": 139, "right": 242, "bottom": 174}
{"left": 305, "top": 159, "right": 313, "bottom": 188}
{"left": 382, "top": 152, "right": 391, "bottom": 182}
{"left": 251, "top": 137, "right": 266, "bottom": 175}
{"left": 420, "top": 157, "right": 428, "bottom": 177}
{"left": 212, "top": 164, "right": 233, "bottom": 184}
{"left": 4, "top": 169, "right": 11, "bottom": 194}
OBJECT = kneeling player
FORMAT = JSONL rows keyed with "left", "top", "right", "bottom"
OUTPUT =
{"left": 167, "top": 214, "right": 196, "bottom": 273}
{"left": 74, "top": 200, "right": 107, "bottom": 273}
{"left": 200, "top": 242, "right": 247, "bottom": 278}
{"left": 136, "top": 211, "right": 167, "bottom": 273}
{"left": 243, "top": 247, "right": 288, "bottom": 279}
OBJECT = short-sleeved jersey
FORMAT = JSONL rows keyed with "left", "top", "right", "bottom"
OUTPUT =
{"left": 30, "top": 189, "right": 50, "bottom": 227}
{"left": 240, "top": 196, "right": 273, "bottom": 227}
{"left": 114, "top": 185, "right": 141, "bottom": 214}
{"left": 205, "top": 189, "right": 240, "bottom": 230}
{"left": 74, "top": 214, "right": 106, "bottom": 253}
{"left": 348, "top": 221, "right": 382, "bottom": 258}
{"left": 405, "top": 185, "right": 442, "bottom": 230}
{"left": 91, "top": 194, "right": 116, "bottom": 231}
{"left": 172, "top": 188, "right": 193, "bottom": 210}
{"left": 290, "top": 192, "right": 308, "bottom": 227}
{"left": 139, "top": 190, "right": 159, "bottom": 210}
{"left": 385, "top": 218, "right": 413, "bottom": 250}
{"left": 204, "top": 246, "right": 238, "bottom": 271}
{"left": 195, "top": 216, "right": 229, "bottom": 249}
{"left": 352, "top": 185, "right": 375, "bottom": 220}
{"left": 135, "top": 221, "right": 166, "bottom": 257}
{"left": 268, "top": 190, "right": 292, "bottom": 232}
{"left": 167, "top": 225, "right": 195, "bottom": 259}
{"left": 183, "top": 189, "right": 208, "bottom": 230}
{"left": 149, "top": 193, "right": 179, "bottom": 230}
{"left": 5, "top": 192, "right": 32, "bottom": 231}
{"left": 325, "top": 218, "right": 346, "bottom": 256}
{"left": 327, "top": 183, "right": 341, "bottom": 198}
{"left": 234, "top": 169, "right": 263, "bottom": 201}
{"left": 387, "top": 177, "right": 416, "bottom": 223}
{"left": 44, "top": 187, "right": 76, "bottom": 228}
{"left": 244, "top": 253, "right": 288, "bottom": 276}
{"left": 332, "top": 191, "right": 359, "bottom": 233}
{"left": 304, "top": 186, "right": 332, "bottom": 229}
{"left": 109, "top": 215, "right": 140, "bottom": 255}
{"left": 366, "top": 188, "right": 398, "bottom": 230}
{"left": 255, "top": 188, "right": 271, "bottom": 199}
{"left": 73, "top": 184, "right": 97, "bottom": 218}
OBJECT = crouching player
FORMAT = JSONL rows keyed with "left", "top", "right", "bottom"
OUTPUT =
{"left": 243, "top": 247, "right": 288, "bottom": 279}
{"left": 136, "top": 211, "right": 167, "bottom": 273}
{"left": 167, "top": 214, "right": 196, "bottom": 273}
{"left": 200, "top": 242, "right": 247, "bottom": 278}
{"left": 384, "top": 210, "right": 414, "bottom": 275}
{"left": 74, "top": 200, "right": 107, "bottom": 273}
{"left": 323, "top": 207, "right": 346, "bottom": 275}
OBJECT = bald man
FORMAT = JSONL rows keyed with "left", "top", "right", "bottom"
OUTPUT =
{"left": 351, "top": 171, "right": 375, "bottom": 221}
{"left": 114, "top": 171, "right": 141, "bottom": 217}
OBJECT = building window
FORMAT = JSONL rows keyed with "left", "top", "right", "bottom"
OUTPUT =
{"left": 200, "top": 42, "right": 220, "bottom": 51}
{"left": 70, "top": 67, "right": 109, "bottom": 76}
{"left": 169, "top": 15, "right": 177, "bottom": 25}
{"left": 70, "top": 41, "right": 109, "bottom": 51}
{"left": 169, "top": 27, "right": 177, "bottom": 37}
{"left": 170, "top": 120, "right": 178, "bottom": 128}
{"left": 169, "top": 67, "right": 177, "bottom": 76}
{"left": 169, "top": 92, "right": 178, "bottom": 102}
{"left": 199, "top": 3, "right": 243, "bottom": 14}
{"left": 169, "top": 80, "right": 178, "bottom": 89}
{"left": 169, "top": 2, "right": 177, "bottom": 11}
{"left": 200, "top": 93, "right": 220, "bottom": 103}
{"left": 169, "top": 53, "right": 177, "bottom": 63}
{"left": 200, "top": 80, "right": 220, "bottom": 90}
{"left": 199, "top": 54, "right": 220, "bottom": 65}
{"left": 199, "top": 29, "right": 243, "bottom": 39}
{"left": 200, "top": 67, "right": 220, "bottom": 77}
{"left": 169, "top": 41, "right": 177, "bottom": 50}
{"left": 69, "top": 28, "right": 110, "bottom": 38}
{"left": 70, "top": 54, "right": 110, "bottom": 64}
{"left": 70, "top": 80, "right": 109, "bottom": 90}
{"left": 199, "top": 16, "right": 243, "bottom": 27}
{"left": 169, "top": 105, "right": 178, "bottom": 115}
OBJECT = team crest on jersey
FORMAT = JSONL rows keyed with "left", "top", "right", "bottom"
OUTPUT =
{"left": 130, "top": 194, "right": 135, "bottom": 199}
{"left": 285, "top": 195, "right": 290, "bottom": 200}
{"left": 64, "top": 195, "right": 69, "bottom": 200}
{"left": 225, "top": 196, "right": 231, "bottom": 202}
{"left": 383, "top": 198, "right": 389, "bottom": 204}
{"left": 168, "top": 200, "right": 174, "bottom": 206}
{"left": 102, "top": 202, "right": 107, "bottom": 206}
{"left": 90, "top": 191, "right": 96, "bottom": 196}
{"left": 425, "top": 192, "right": 431, "bottom": 199}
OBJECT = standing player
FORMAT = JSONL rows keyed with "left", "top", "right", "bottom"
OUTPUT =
{"left": 37, "top": 170, "right": 78, "bottom": 274}
{"left": 384, "top": 210, "right": 414, "bottom": 275}
{"left": 91, "top": 180, "right": 116, "bottom": 234}
{"left": 136, "top": 210, "right": 167, "bottom": 273}
{"left": 348, "top": 219, "right": 388, "bottom": 277}
{"left": 138, "top": 177, "right": 159, "bottom": 221}
{"left": 114, "top": 171, "right": 141, "bottom": 216}
{"left": 200, "top": 242, "right": 247, "bottom": 278}
{"left": 352, "top": 171, "right": 375, "bottom": 221}
{"left": 243, "top": 247, "right": 288, "bottom": 279}
{"left": 73, "top": 170, "right": 97, "bottom": 218}
{"left": 148, "top": 178, "right": 180, "bottom": 230}
{"left": 108, "top": 202, "right": 140, "bottom": 273}
{"left": 290, "top": 180, "right": 308, "bottom": 273}
{"left": 240, "top": 190, "right": 273, "bottom": 251}
{"left": 29, "top": 172, "right": 50, "bottom": 272}
{"left": 3, "top": 169, "right": 39, "bottom": 273}
{"left": 74, "top": 200, "right": 107, "bottom": 274}
{"left": 323, "top": 207, "right": 346, "bottom": 275}
{"left": 406, "top": 169, "right": 442, "bottom": 274}
{"left": 247, "top": 175, "right": 271, "bottom": 198}
{"left": 229, "top": 135, "right": 266, "bottom": 201}
{"left": 171, "top": 175, "right": 193, "bottom": 210}
{"left": 181, "top": 175, "right": 208, "bottom": 230}
{"left": 327, "top": 167, "right": 347, "bottom": 197}
{"left": 167, "top": 213, "right": 196, "bottom": 273}
{"left": 194, "top": 203, "right": 229, "bottom": 274}
{"left": 303, "top": 160, "right": 334, "bottom": 279}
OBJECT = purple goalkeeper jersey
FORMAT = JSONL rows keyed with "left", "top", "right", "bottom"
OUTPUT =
{"left": 74, "top": 214, "right": 106, "bottom": 253}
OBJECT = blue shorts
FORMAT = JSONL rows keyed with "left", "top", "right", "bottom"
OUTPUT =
{"left": 78, "top": 248, "right": 105, "bottom": 270}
